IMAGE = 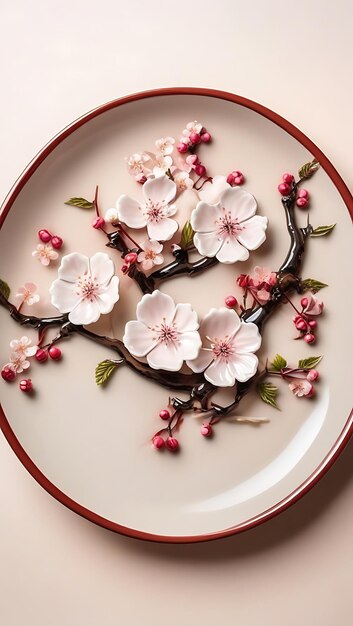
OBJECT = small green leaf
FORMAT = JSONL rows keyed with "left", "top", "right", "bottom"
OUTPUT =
{"left": 95, "top": 359, "right": 118, "bottom": 386}
{"left": 270, "top": 354, "right": 287, "bottom": 371}
{"left": 0, "top": 278, "right": 11, "bottom": 300}
{"left": 310, "top": 224, "right": 336, "bottom": 237}
{"left": 301, "top": 278, "right": 328, "bottom": 293}
{"left": 258, "top": 382, "right": 280, "bottom": 410}
{"left": 298, "top": 356, "right": 322, "bottom": 370}
{"left": 298, "top": 158, "right": 320, "bottom": 180}
{"left": 179, "top": 220, "right": 195, "bottom": 250}
{"left": 65, "top": 197, "right": 94, "bottom": 209}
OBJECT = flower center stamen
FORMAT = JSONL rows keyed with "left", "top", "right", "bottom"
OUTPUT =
{"left": 151, "top": 317, "right": 180, "bottom": 346}
{"left": 76, "top": 274, "right": 100, "bottom": 302}
{"left": 145, "top": 199, "right": 165, "bottom": 223}
{"left": 207, "top": 335, "right": 234, "bottom": 362}
{"left": 216, "top": 209, "right": 244, "bottom": 239}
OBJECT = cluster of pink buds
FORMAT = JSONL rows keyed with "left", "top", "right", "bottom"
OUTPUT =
{"left": 152, "top": 434, "right": 180, "bottom": 452}
{"left": 35, "top": 345, "right": 62, "bottom": 363}
{"left": 176, "top": 121, "right": 211, "bottom": 154}
{"left": 185, "top": 154, "right": 207, "bottom": 177}
{"left": 292, "top": 294, "right": 324, "bottom": 343}
{"left": 1, "top": 369, "right": 35, "bottom": 393}
{"left": 237, "top": 266, "right": 277, "bottom": 305}
{"left": 277, "top": 173, "right": 310, "bottom": 208}
{"left": 287, "top": 369, "right": 319, "bottom": 398}
{"left": 226, "top": 170, "right": 245, "bottom": 186}
{"left": 121, "top": 251, "right": 138, "bottom": 274}
{"left": 38, "top": 229, "right": 63, "bottom": 249}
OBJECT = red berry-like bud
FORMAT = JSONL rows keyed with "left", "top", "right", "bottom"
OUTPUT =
{"left": 226, "top": 173, "right": 235, "bottom": 185}
{"left": 152, "top": 436, "right": 165, "bottom": 449}
{"left": 51, "top": 235, "right": 63, "bottom": 249}
{"left": 19, "top": 379, "right": 33, "bottom": 393}
{"left": 1, "top": 366, "right": 16, "bottom": 382}
{"left": 166, "top": 436, "right": 179, "bottom": 452}
{"left": 307, "top": 369, "right": 319, "bottom": 382}
{"left": 200, "top": 131, "right": 211, "bottom": 142}
{"left": 194, "top": 164, "right": 206, "bottom": 176}
{"left": 38, "top": 229, "right": 52, "bottom": 243}
{"left": 200, "top": 423, "right": 213, "bottom": 437}
{"left": 48, "top": 345, "right": 62, "bottom": 360}
{"left": 233, "top": 174, "right": 244, "bottom": 185}
{"left": 293, "top": 315, "right": 302, "bottom": 323}
{"left": 225, "top": 295, "right": 238, "bottom": 308}
{"left": 237, "top": 274, "right": 249, "bottom": 288}
{"left": 124, "top": 252, "right": 138, "bottom": 265}
{"left": 296, "top": 197, "right": 309, "bottom": 209}
{"left": 136, "top": 173, "right": 147, "bottom": 184}
{"left": 92, "top": 216, "right": 105, "bottom": 229}
{"left": 296, "top": 319, "right": 307, "bottom": 331}
{"left": 282, "top": 172, "right": 294, "bottom": 184}
{"left": 304, "top": 333, "right": 315, "bottom": 344}
{"left": 35, "top": 348, "right": 48, "bottom": 362}
{"left": 121, "top": 263, "right": 129, "bottom": 274}
{"left": 297, "top": 188, "right": 309, "bottom": 199}
{"left": 177, "top": 142, "right": 188, "bottom": 154}
{"left": 159, "top": 409, "right": 170, "bottom": 420}
{"left": 189, "top": 132, "right": 201, "bottom": 144}
{"left": 278, "top": 182, "right": 291, "bottom": 196}
{"left": 300, "top": 297, "right": 308, "bottom": 308}
{"left": 308, "top": 320, "right": 317, "bottom": 328}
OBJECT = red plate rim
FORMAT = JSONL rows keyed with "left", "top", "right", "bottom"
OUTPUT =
{"left": 1, "top": 87, "right": 352, "bottom": 543}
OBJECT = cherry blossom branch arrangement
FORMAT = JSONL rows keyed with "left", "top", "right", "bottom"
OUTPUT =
{"left": 0, "top": 120, "right": 336, "bottom": 454}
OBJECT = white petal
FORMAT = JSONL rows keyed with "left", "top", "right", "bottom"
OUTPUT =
{"left": 96, "top": 276, "right": 120, "bottom": 314}
{"left": 140, "top": 258, "right": 154, "bottom": 270}
{"left": 227, "top": 353, "right": 259, "bottom": 383}
{"left": 147, "top": 342, "right": 183, "bottom": 371}
{"left": 57, "top": 253, "right": 89, "bottom": 282}
{"left": 25, "top": 346, "right": 38, "bottom": 357}
{"left": 177, "top": 331, "right": 202, "bottom": 360}
{"left": 105, "top": 207, "right": 119, "bottom": 223}
{"left": 142, "top": 175, "right": 176, "bottom": 206}
{"left": 50, "top": 279, "right": 82, "bottom": 313}
{"left": 233, "top": 322, "right": 262, "bottom": 354}
{"left": 186, "top": 348, "right": 214, "bottom": 373}
{"left": 204, "top": 359, "right": 236, "bottom": 387}
{"left": 198, "top": 176, "right": 230, "bottom": 205}
{"left": 220, "top": 187, "right": 257, "bottom": 221}
{"left": 68, "top": 299, "right": 101, "bottom": 326}
{"left": 173, "top": 303, "right": 199, "bottom": 332}
{"left": 193, "top": 231, "right": 223, "bottom": 257}
{"left": 216, "top": 238, "right": 249, "bottom": 264}
{"left": 117, "top": 195, "right": 147, "bottom": 228}
{"left": 237, "top": 215, "right": 268, "bottom": 250}
{"left": 123, "top": 320, "right": 158, "bottom": 357}
{"left": 142, "top": 239, "right": 163, "bottom": 254}
{"left": 147, "top": 217, "right": 178, "bottom": 242}
{"left": 200, "top": 308, "right": 240, "bottom": 342}
{"left": 136, "top": 290, "right": 175, "bottom": 327}
{"left": 190, "top": 202, "right": 222, "bottom": 232}
{"left": 153, "top": 255, "right": 164, "bottom": 265}
{"left": 89, "top": 252, "right": 115, "bottom": 286}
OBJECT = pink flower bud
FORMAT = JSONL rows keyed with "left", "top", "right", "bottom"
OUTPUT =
{"left": 282, "top": 172, "right": 294, "bottom": 184}
{"left": 300, "top": 297, "right": 308, "bottom": 308}
{"left": 1, "top": 366, "right": 16, "bottom": 382}
{"left": 159, "top": 409, "right": 170, "bottom": 420}
{"left": 177, "top": 142, "right": 188, "bottom": 154}
{"left": 38, "top": 229, "right": 52, "bottom": 243}
{"left": 166, "top": 436, "right": 179, "bottom": 452}
{"left": 304, "top": 333, "right": 315, "bottom": 344}
{"left": 186, "top": 154, "right": 199, "bottom": 166}
{"left": 226, "top": 173, "right": 235, "bottom": 185}
{"left": 307, "top": 369, "right": 319, "bottom": 382}
{"left": 121, "top": 263, "right": 129, "bottom": 274}
{"left": 296, "top": 197, "right": 309, "bottom": 209}
{"left": 278, "top": 182, "right": 291, "bottom": 196}
{"left": 152, "top": 436, "right": 165, "bottom": 449}
{"left": 135, "top": 173, "right": 147, "bottom": 184}
{"left": 92, "top": 216, "right": 105, "bottom": 229}
{"left": 35, "top": 348, "right": 48, "bottom": 362}
{"left": 296, "top": 318, "right": 307, "bottom": 331}
{"left": 19, "top": 379, "right": 33, "bottom": 393}
{"left": 195, "top": 164, "right": 206, "bottom": 177}
{"left": 51, "top": 235, "right": 63, "bottom": 249}
{"left": 124, "top": 252, "right": 138, "bottom": 265}
{"left": 293, "top": 315, "right": 302, "bottom": 323}
{"left": 237, "top": 274, "right": 249, "bottom": 288}
{"left": 225, "top": 295, "right": 238, "bottom": 308}
{"left": 308, "top": 319, "right": 317, "bottom": 328}
{"left": 201, "top": 423, "right": 213, "bottom": 437}
{"left": 189, "top": 132, "right": 201, "bottom": 144}
{"left": 48, "top": 345, "right": 62, "bottom": 360}
{"left": 233, "top": 174, "right": 244, "bottom": 185}
{"left": 297, "top": 188, "right": 309, "bottom": 198}
{"left": 200, "top": 132, "right": 211, "bottom": 142}
{"left": 307, "top": 385, "right": 315, "bottom": 397}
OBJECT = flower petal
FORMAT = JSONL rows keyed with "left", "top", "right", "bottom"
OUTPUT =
{"left": 25, "top": 345, "right": 38, "bottom": 357}
{"left": 68, "top": 299, "right": 101, "bottom": 326}
{"left": 96, "top": 276, "right": 120, "bottom": 314}
{"left": 57, "top": 253, "right": 89, "bottom": 282}
{"left": 200, "top": 307, "right": 241, "bottom": 342}
{"left": 236, "top": 215, "right": 268, "bottom": 250}
{"left": 89, "top": 252, "right": 115, "bottom": 286}
{"left": 198, "top": 176, "right": 230, "bottom": 205}
{"left": 220, "top": 187, "right": 257, "bottom": 222}
{"left": 142, "top": 175, "right": 176, "bottom": 206}
{"left": 190, "top": 202, "right": 222, "bottom": 232}
{"left": 173, "top": 303, "right": 199, "bottom": 332}
{"left": 136, "top": 290, "right": 175, "bottom": 327}
{"left": 147, "top": 217, "right": 178, "bottom": 241}
{"left": 147, "top": 342, "right": 183, "bottom": 371}
{"left": 50, "top": 279, "right": 82, "bottom": 313}
{"left": 227, "top": 352, "right": 259, "bottom": 383}
{"left": 117, "top": 195, "right": 147, "bottom": 228}
{"left": 177, "top": 331, "right": 202, "bottom": 360}
{"left": 186, "top": 348, "right": 214, "bottom": 373}
{"left": 204, "top": 358, "right": 236, "bottom": 387}
{"left": 232, "top": 322, "right": 262, "bottom": 354}
{"left": 123, "top": 320, "right": 158, "bottom": 357}
{"left": 216, "top": 238, "right": 250, "bottom": 264}
{"left": 193, "top": 231, "right": 223, "bottom": 257}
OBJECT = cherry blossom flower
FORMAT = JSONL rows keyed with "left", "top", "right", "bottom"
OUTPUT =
{"left": 152, "top": 153, "right": 173, "bottom": 178}
{"left": 123, "top": 290, "right": 201, "bottom": 371}
{"left": 116, "top": 175, "right": 178, "bottom": 241}
{"left": 252, "top": 266, "right": 277, "bottom": 287}
{"left": 303, "top": 293, "right": 324, "bottom": 316}
{"left": 198, "top": 175, "right": 230, "bottom": 204}
{"left": 137, "top": 240, "right": 164, "bottom": 271}
{"left": 32, "top": 243, "right": 59, "bottom": 266}
{"left": 187, "top": 308, "right": 261, "bottom": 387}
{"left": 5, "top": 352, "right": 30, "bottom": 374}
{"left": 126, "top": 152, "right": 152, "bottom": 179}
{"left": 10, "top": 336, "right": 38, "bottom": 359}
{"left": 173, "top": 170, "right": 194, "bottom": 193}
{"left": 190, "top": 186, "right": 268, "bottom": 264}
{"left": 288, "top": 379, "right": 313, "bottom": 397}
{"left": 104, "top": 207, "right": 119, "bottom": 224}
{"left": 182, "top": 121, "right": 202, "bottom": 138}
{"left": 155, "top": 137, "right": 175, "bottom": 156}
{"left": 50, "top": 252, "right": 120, "bottom": 325}
{"left": 14, "top": 282, "right": 40, "bottom": 307}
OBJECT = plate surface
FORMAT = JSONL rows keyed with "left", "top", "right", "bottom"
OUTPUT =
{"left": 0, "top": 88, "right": 352, "bottom": 542}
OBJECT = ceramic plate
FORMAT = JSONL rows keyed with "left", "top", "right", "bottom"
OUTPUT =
{"left": 0, "top": 88, "right": 352, "bottom": 542}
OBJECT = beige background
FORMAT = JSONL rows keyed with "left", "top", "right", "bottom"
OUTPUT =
{"left": 0, "top": 0, "right": 352, "bottom": 624}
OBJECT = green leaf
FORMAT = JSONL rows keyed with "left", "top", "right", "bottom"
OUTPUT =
{"left": 310, "top": 224, "right": 336, "bottom": 238}
{"left": 179, "top": 221, "right": 195, "bottom": 249}
{"left": 65, "top": 197, "right": 94, "bottom": 209}
{"left": 298, "top": 158, "right": 320, "bottom": 180}
{"left": 301, "top": 278, "right": 328, "bottom": 293}
{"left": 95, "top": 360, "right": 118, "bottom": 386}
{"left": 258, "top": 382, "right": 280, "bottom": 410}
{"left": 298, "top": 356, "right": 322, "bottom": 370}
{"left": 0, "top": 278, "right": 11, "bottom": 300}
{"left": 270, "top": 354, "right": 287, "bottom": 371}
